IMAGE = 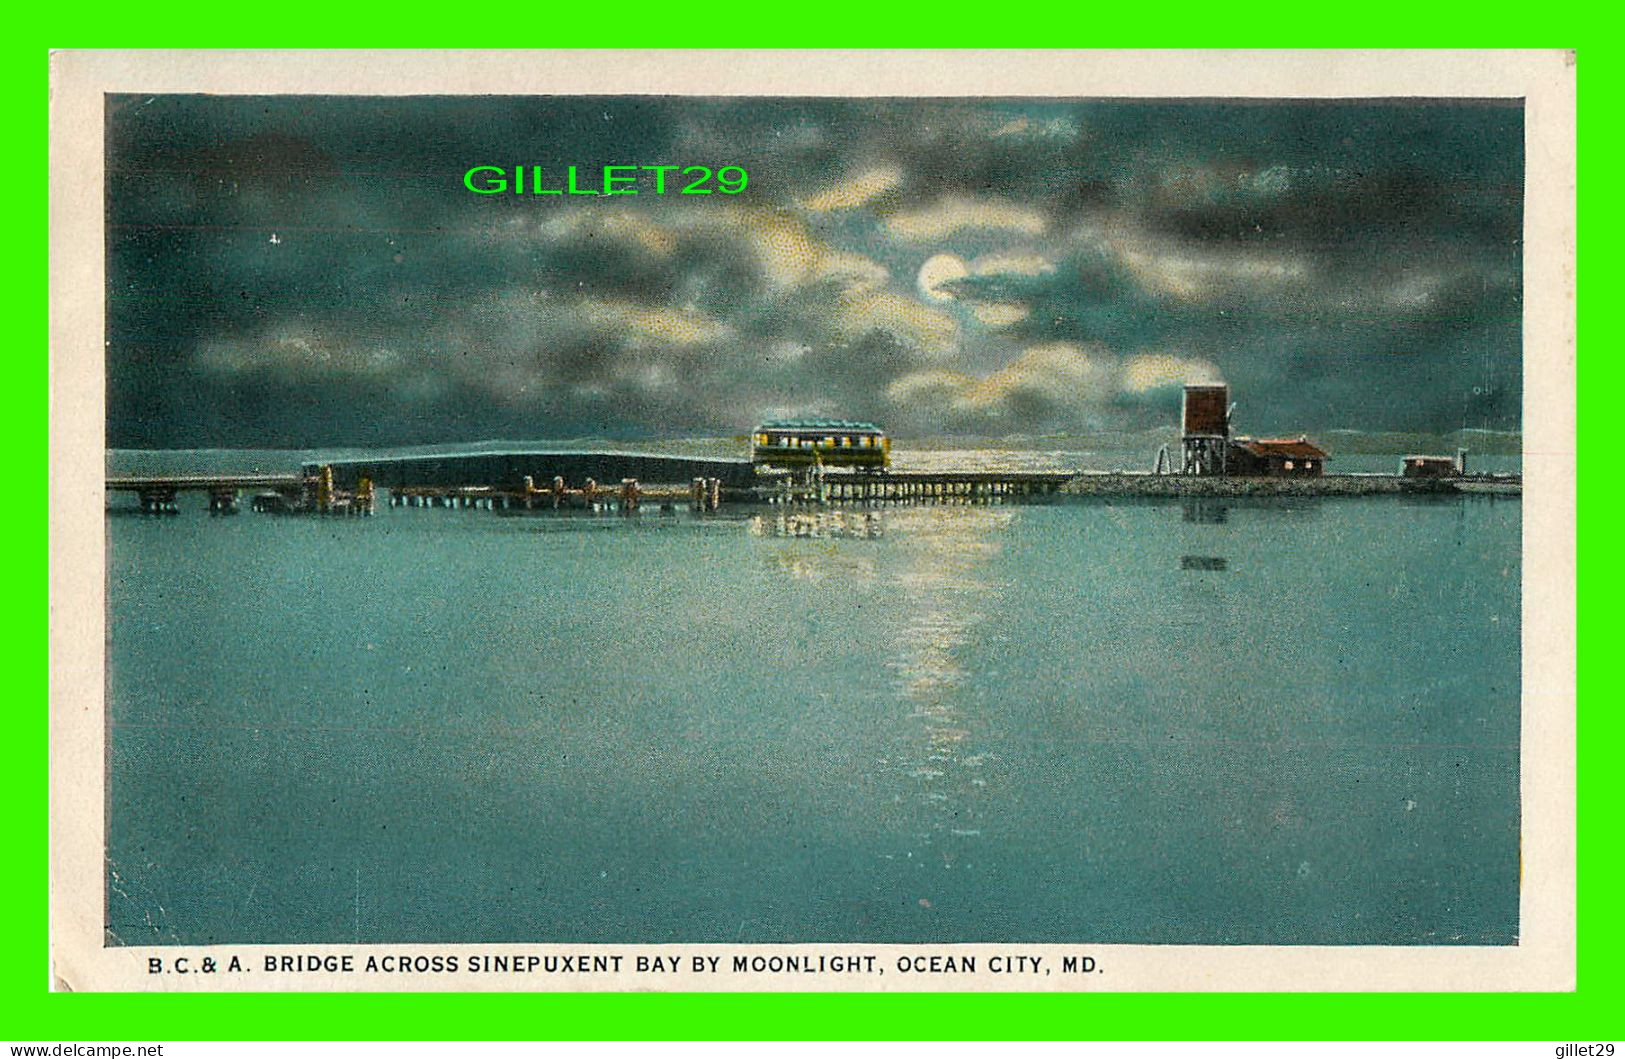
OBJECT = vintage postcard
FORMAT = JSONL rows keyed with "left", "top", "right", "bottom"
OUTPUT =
{"left": 49, "top": 50, "right": 1576, "bottom": 992}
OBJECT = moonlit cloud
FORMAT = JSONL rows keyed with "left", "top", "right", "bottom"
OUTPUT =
{"left": 196, "top": 330, "right": 405, "bottom": 379}
{"left": 1119, "top": 352, "right": 1224, "bottom": 393}
{"left": 531, "top": 209, "right": 678, "bottom": 257}
{"left": 918, "top": 252, "right": 1047, "bottom": 329}
{"left": 971, "top": 252, "right": 1056, "bottom": 278}
{"left": 815, "top": 251, "right": 890, "bottom": 292}
{"left": 990, "top": 114, "right": 1081, "bottom": 140}
{"left": 799, "top": 165, "right": 903, "bottom": 212}
{"left": 887, "top": 343, "right": 1114, "bottom": 427}
{"left": 886, "top": 196, "right": 1048, "bottom": 241}
{"left": 727, "top": 208, "right": 825, "bottom": 288}
{"left": 596, "top": 301, "right": 736, "bottom": 347}
{"left": 969, "top": 301, "right": 1030, "bottom": 327}
{"left": 1079, "top": 216, "right": 1313, "bottom": 304}
{"left": 834, "top": 289, "right": 958, "bottom": 352}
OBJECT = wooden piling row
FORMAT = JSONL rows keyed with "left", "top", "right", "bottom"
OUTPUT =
{"left": 301, "top": 466, "right": 374, "bottom": 515}
{"left": 138, "top": 486, "right": 180, "bottom": 515}
{"left": 354, "top": 477, "right": 376, "bottom": 516}
{"left": 256, "top": 467, "right": 1068, "bottom": 518}
{"left": 383, "top": 475, "right": 705, "bottom": 514}
{"left": 765, "top": 473, "right": 1066, "bottom": 506}
{"left": 689, "top": 477, "right": 723, "bottom": 512}
{"left": 207, "top": 487, "right": 239, "bottom": 515}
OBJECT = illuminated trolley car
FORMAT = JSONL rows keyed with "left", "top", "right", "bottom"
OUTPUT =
{"left": 751, "top": 419, "right": 891, "bottom": 471}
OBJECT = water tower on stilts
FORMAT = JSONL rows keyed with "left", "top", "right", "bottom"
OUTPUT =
{"left": 1180, "top": 383, "right": 1233, "bottom": 476}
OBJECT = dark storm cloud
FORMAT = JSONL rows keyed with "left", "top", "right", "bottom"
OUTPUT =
{"left": 105, "top": 95, "right": 1522, "bottom": 447}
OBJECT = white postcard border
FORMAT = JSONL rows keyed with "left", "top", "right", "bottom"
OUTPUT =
{"left": 48, "top": 48, "right": 1577, "bottom": 993}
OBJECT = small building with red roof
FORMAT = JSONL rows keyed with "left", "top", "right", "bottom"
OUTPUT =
{"left": 1227, "top": 436, "right": 1328, "bottom": 477}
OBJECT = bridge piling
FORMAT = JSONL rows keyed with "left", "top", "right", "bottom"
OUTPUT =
{"left": 138, "top": 487, "right": 179, "bottom": 515}
{"left": 207, "top": 487, "right": 239, "bottom": 516}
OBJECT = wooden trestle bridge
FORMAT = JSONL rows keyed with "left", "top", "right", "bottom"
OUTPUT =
{"left": 106, "top": 474, "right": 306, "bottom": 514}
{"left": 106, "top": 461, "right": 1073, "bottom": 517}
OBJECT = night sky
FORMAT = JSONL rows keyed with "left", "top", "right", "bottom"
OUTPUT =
{"left": 105, "top": 96, "right": 1524, "bottom": 448}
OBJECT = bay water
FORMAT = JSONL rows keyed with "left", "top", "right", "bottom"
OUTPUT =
{"left": 106, "top": 469, "right": 1520, "bottom": 945}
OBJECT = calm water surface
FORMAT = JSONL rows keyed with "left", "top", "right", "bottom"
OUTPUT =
{"left": 107, "top": 491, "right": 1520, "bottom": 945}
